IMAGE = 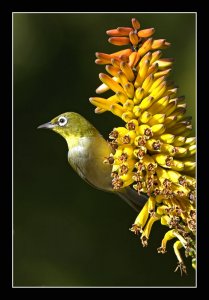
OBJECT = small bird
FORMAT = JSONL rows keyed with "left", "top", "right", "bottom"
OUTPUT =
{"left": 38, "top": 112, "right": 147, "bottom": 211}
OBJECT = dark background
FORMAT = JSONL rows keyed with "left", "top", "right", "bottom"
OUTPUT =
{"left": 13, "top": 13, "right": 195, "bottom": 287}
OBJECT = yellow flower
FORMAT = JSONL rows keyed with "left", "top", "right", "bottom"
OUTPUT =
{"left": 90, "top": 17, "right": 196, "bottom": 274}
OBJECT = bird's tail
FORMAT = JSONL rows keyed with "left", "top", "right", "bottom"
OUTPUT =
{"left": 117, "top": 187, "right": 148, "bottom": 212}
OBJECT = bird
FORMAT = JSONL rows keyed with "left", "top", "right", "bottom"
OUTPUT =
{"left": 38, "top": 112, "right": 147, "bottom": 212}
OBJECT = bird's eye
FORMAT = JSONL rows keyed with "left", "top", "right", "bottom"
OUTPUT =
{"left": 58, "top": 116, "right": 68, "bottom": 126}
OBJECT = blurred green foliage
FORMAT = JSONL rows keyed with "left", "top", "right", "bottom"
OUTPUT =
{"left": 13, "top": 13, "right": 195, "bottom": 287}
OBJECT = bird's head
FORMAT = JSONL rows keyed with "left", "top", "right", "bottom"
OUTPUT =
{"left": 38, "top": 112, "right": 97, "bottom": 139}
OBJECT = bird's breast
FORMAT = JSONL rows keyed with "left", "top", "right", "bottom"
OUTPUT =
{"left": 67, "top": 136, "right": 113, "bottom": 192}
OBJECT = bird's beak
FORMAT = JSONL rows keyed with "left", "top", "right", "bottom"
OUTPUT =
{"left": 37, "top": 122, "right": 56, "bottom": 129}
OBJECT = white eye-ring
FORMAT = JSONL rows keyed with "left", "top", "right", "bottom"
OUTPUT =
{"left": 58, "top": 116, "right": 68, "bottom": 126}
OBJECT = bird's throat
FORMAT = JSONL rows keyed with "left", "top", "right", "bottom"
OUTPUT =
{"left": 65, "top": 135, "right": 82, "bottom": 150}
